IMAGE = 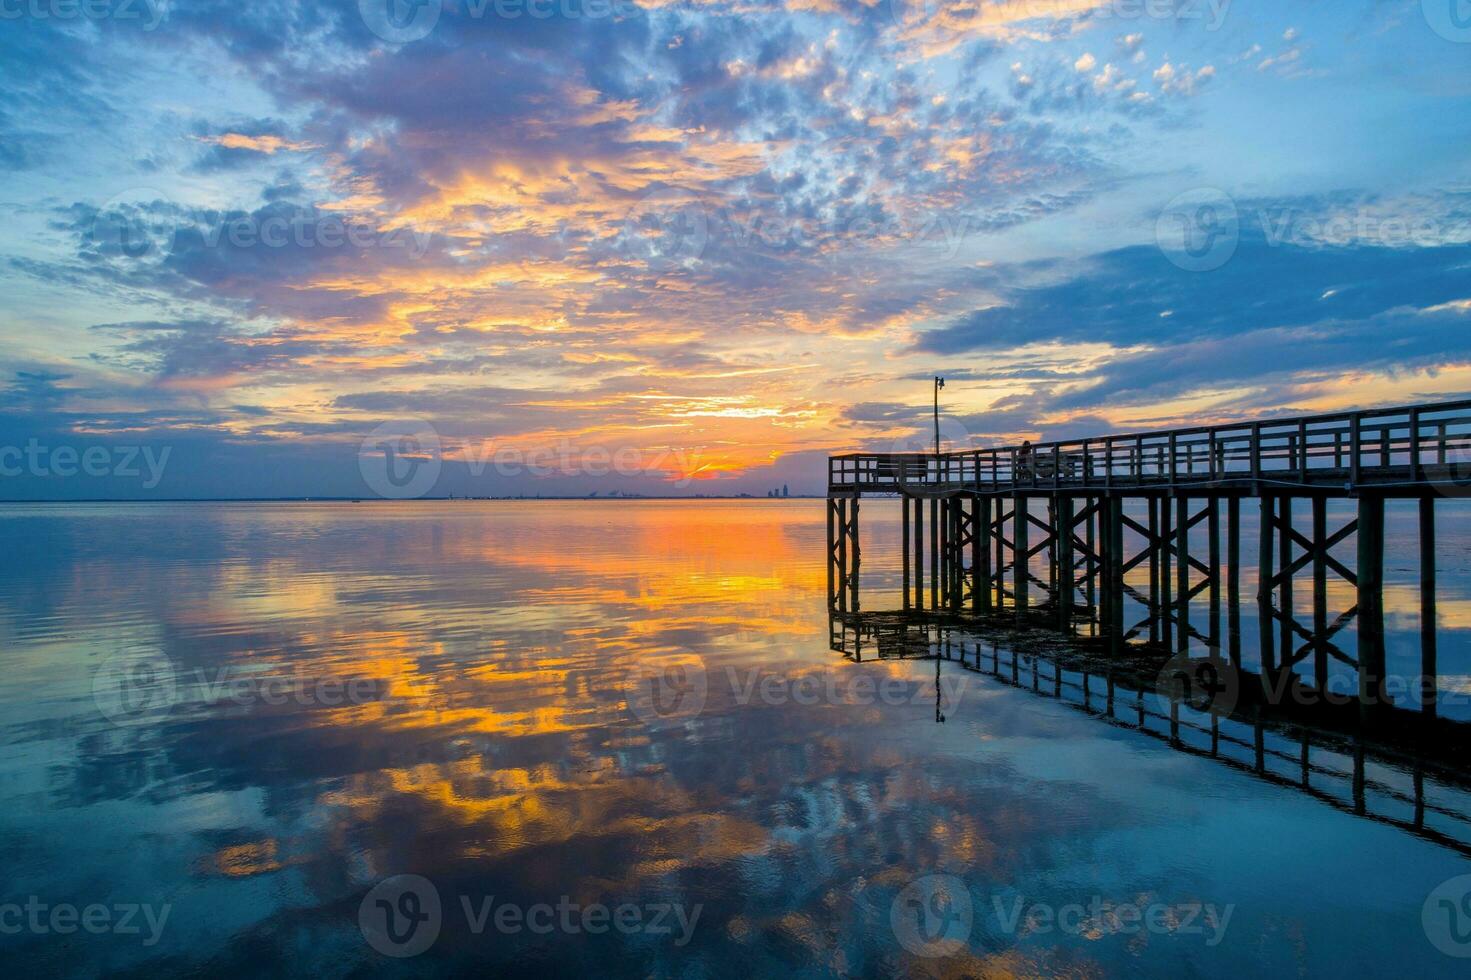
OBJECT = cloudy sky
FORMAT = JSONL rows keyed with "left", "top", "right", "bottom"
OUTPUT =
{"left": 3, "top": 0, "right": 1470, "bottom": 497}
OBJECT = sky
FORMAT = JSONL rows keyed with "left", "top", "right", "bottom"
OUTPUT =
{"left": 2, "top": 0, "right": 1470, "bottom": 498}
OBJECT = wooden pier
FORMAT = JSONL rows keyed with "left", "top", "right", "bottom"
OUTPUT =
{"left": 827, "top": 399, "right": 1471, "bottom": 716}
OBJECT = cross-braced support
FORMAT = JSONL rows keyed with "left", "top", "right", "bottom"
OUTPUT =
{"left": 826, "top": 496, "right": 860, "bottom": 613}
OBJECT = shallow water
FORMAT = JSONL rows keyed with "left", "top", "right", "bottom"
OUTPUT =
{"left": 1, "top": 500, "right": 1469, "bottom": 977}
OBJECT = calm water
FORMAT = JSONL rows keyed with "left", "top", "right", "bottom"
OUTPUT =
{"left": 2, "top": 500, "right": 1470, "bottom": 977}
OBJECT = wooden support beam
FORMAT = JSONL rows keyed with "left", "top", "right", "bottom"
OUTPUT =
{"left": 938, "top": 497, "right": 949, "bottom": 610}
{"left": 1259, "top": 495, "right": 1277, "bottom": 675}
{"left": 849, "top": 498, "right": 861, "bottom": 612}
{"left": 975, "top": 496, "right": 991, "bottom": 613}
{"left": 826, "top": 496, "right": 836, "bottom": 610}
{"left": 1059, "top": 495, "right": 1075, "bottom": 631}
{"left": 1279, "top": 496, "right": 1294, "bottom": 676}
{"left": 1176, "top": 494, "right": 1190, "bottom": 655}
{"left": 952, "top": 497, "right": 963, "bottom": 610}
{"left": 1014, "top": 494, "right": 1030, "bottom": 615}
{"left": 1313, "top": 496, "right": 1329, "bottom": 691}
{"left": 995, "top": 501, "right": 1007, "bottom": 611}
{"left": 1357, "top": 494, "right": 1386, "bottom": 710}
{"left": 1047, "top": 498, "right": 1059, "bottom": 605}
{"left": 1208, "top": 497, "right": 1221, "bottom": 656}
{"left": 930, "top": 497, "right": 939, "bottom": 610}
{"left": 955, "top": 500, "right": 967, "bottom": 610}
{"left": 913, "top": 492, "right": 923, "bottom": 610}
{"left": 1148, "top": 497, "right": 1160, "bottom": 646}
{"left": 1086, "top": 497, "right": 1097, "bottom": 631}
{"left": 836, "top": 497, "right": 848, "bottom": 615}
{"left": 901, "top": 495, "right": 911, "bottom": 611}
{"left": 1161, "top": 494, "right": 1173, "bottom": 650}
{"left": 1228, "top": 496, "right": 1241, "bottom": 667}
{"left": 1108, "top": 495, "right": 1126, "bottom": 653}
{"left": 1421, "top": 496, "right": 1438, "bottom": 719}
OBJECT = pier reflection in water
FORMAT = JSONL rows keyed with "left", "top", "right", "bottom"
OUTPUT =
{"left": 831, "top": 609, "right": 1471, "bottom": 856}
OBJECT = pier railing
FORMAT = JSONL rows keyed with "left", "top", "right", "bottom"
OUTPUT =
{"left": 830, "top": 398, "right": 1471, "bottom": 495}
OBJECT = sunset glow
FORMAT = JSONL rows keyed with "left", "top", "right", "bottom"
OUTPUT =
{"left": 3, "top": 3, "right": 1470, "bottom": 499}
